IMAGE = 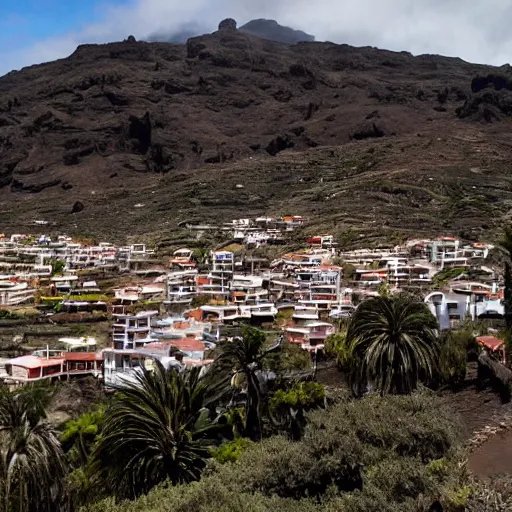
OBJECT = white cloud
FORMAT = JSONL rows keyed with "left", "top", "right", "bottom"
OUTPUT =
{"left": 1, "top": 0, "right": 511, "bottom": 77}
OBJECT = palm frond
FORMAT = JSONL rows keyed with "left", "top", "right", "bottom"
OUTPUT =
{"left": 0, "top": 387, "right": 67, "bottom": 512}
{"left": 91, "top": 362, "right": 225, "bottom": 500}
{"left": 347, "top": 296, "right": 440, "bottom": 395}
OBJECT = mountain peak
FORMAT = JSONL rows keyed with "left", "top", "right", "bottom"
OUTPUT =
{"left": 239, "top": 19, "right": 315, "bottom": 44}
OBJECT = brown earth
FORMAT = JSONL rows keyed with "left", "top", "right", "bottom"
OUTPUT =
{"left": 2, "top": 26, "right": 512, "bottom": 244}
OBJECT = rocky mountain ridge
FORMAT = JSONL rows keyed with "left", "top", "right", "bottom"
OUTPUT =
{"left": 1, "top": 22, "right": 512, "bottom": 244}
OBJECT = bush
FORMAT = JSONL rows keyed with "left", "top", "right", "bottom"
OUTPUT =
{"left": 269, "top": 381, "right": 325, "bottom": 439}
{"left": 231, "top": 435, "right": 363, "bottom": 499}
{"left": 81, "top": 472, "right": 320, "bottom": 512}
{"left": 79, "top": 392, "right": 461, "bottom": 512}
{"left": 191, "top": 295, "right": 210, "bottom": 308}
{"left": 211, "top": 438, "right": 253, "bottom": 464}
{"left": 306, "top": 392, "right": 458, "bottom": 463}
{"left": 50, "top": 259, "right": 66, "bottom": 275}
{"left": 265, "top": 342, "right": 311, "bottom": 373}
{"left": 438, "top": 330, "right": 475, "bottom": 388}
{"left": 270, "top": 381, "right": 325, "bottom": 412}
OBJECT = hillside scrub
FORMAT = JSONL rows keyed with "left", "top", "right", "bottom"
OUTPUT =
{"left": 80, "top": 391, "right": 463, "bottom": 512}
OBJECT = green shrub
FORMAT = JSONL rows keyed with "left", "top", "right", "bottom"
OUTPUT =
{"left": 50, "top": 259, "right": 66, "bottom": 275}
{"left": 81, "top": 473, "right": 320, "bottom": 512}
{"left": 306, "top": 392, "right": 458, "bottom": 463}
{"left": 265, "top": 343, "right": 311, "bottom": 373}
{"left": 67, "top": 295, "right": 109, "bottom": 302}
{"left": 79, "top": 392, "right": 461, "bottom": 512}
{"left": 191, "top": 295, "right": 210, "bottom": 308}
{"left": 437, "top": 330, "right": 474, "bottom": 387}
{"left": 232, "top": 435, "right": 363, "bottom": 499}
{"left": 0, "top": 309, "right": 21, "bottom": 320}
{"left": 211, "top": 438, "right": 253, "bottom": 464}
{"left": 270, "top": 382, "right": 325, "bottom": 412}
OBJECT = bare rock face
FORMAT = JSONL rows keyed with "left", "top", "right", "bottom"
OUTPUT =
{"left": 457, "top": 73, "right": 512, "bottom": 122}
{"left": 71, "top": 201, "right": 84, "bottom": 214}
{"left": 218, "top": 18, "right": 237, "bottom": 31}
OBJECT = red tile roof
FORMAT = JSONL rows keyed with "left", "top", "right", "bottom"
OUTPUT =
{"left": 8, "top": 356, "right": 64, "bottom": 369}
{"left": 477, "top": 336, "right": 505, "bottom": 352}
{"left": 64, "top": 352, "right": 103, "bottom": 361}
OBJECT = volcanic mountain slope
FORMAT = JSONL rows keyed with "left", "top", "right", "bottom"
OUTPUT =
{"left": 239, "top": 19, "right": 315, "bottom": 44}
{"left": 1, "top": 23, "right": 512, "bottom": 244}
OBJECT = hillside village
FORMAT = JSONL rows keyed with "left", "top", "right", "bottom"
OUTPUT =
{"left": 0, "top": 218, "right": 507, "bottom": 385}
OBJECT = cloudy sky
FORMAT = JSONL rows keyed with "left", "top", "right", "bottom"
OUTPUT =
{"left": 1, "top": 0, "right": 511, "bottom": 77}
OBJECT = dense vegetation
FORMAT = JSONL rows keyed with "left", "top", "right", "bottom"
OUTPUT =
{"left": 1, "top": 295, "right": 512, "bottom": 511}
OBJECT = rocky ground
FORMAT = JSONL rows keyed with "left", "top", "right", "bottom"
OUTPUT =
{"left": 1, "top": 25, "right": 512, "bottom": 244}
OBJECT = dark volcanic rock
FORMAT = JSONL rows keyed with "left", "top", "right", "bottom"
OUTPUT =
{"left": 457, "top": 90, "right": 512, "bottom": 122}
{"left": 218, "top": 19, "right": 237, "bottom": 31}
{"left": 266, "top": 135, "right": 294, "bottom": 156}
{"left": 351, "top": 123, "right": 385, "bottom": 140}
{"left": 71, "top": 201, "right": 84, "bottom": 213}
{"left": 471, "top": 74, "right": 512, "bottom": 93}
{"left": 1, "top": 30, "right": 512, "bottom": 238}
{"left": 128, "top": 112, "right": 151, "bottom": 154}
{"left": 240, "top": 19, "right": 315, "bottom": 44}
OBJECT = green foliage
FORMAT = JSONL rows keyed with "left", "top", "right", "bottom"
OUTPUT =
{"left": 212, "top": 438, "right": 253, "bottom": 464}
{"left": 0, "top": 309, "right": 21, "bottom": 320}
{"left": 89, "top": 363, "right": 227, "bottom": 500}
{"left": 270, "top": 382, "right": 325, "bottom": 412}
{"left": 265, "top": 342, "right": 311, "bottom": 373}
{"left": 67, "top": 295, "right": 109, "bottom": 302}
{"left": 81, "top": 391, "right": 460, "bottom": 512}
{"left": 269, "top": 381, "right": 325, "bottom": 440}
{"left": 190, "top": 295, "right": 210, "bottom": 308}
{"left": 61, "top": 406, "right": 105, "bottom": 466}
{"left": 50, "top": 259, "right": 66, "bottom": 276}
{"left": 325, "top": 330, "right": 357, "bottom": 374}
{"left": 343, "top": 262, "right": 357, "bottom": 280}
{"left": 81, "top": 473, "right": 320, "bottom": 512}
{"left": 351, "top": 292, "right": 361, "bottom": 305}
{"left": 438, "top": 330, "right": 475, "bottom": 387}
{"left": 432, "top": 267, "right": 466, "bottom": 288}
{"left": 275, "top": 308, "right": 293, "bottom": 324}
{"left": 377, "top": 282, "right": 391, "bottom": 297}
{"left": 0, "top": 386, "right": 67, "bottom": 512}
{"left": 347, "top": 295, "right": 440, "bottom": 395}
{"left": 502, "top": 227, "right": 512, "bottom": 350}
{"left": 215, "top": 328, "right": 270, "bottom": 441}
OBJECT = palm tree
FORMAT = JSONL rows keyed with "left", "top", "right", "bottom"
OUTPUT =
{"left": 0, "top": 387, "right": 67, "bottom": 512}
{"left": 346, "top": 295, "right": 440, "bottom": 395}
{"left": 215, "top": 328, "right": 277, "bottom": 441}
{"left": 90, "top": 362, "right": 226, "bottom": 500}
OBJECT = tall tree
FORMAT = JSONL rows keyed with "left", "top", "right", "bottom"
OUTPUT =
{"left": 216, "top": 328, "right": 277, "bottom": 441}
{"left": 0, "top": 386, "right": 67, "bottom": 512}
{"left": 346, "top": 295, "right": 440, "bottom": 395}
{"left": 90, "top": 363, "right": 225, "bottom": 500}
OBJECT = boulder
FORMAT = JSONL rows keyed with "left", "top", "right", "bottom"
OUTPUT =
{"left": 71, "top": 201, "right": 85, "bottom": 214}
{"left": 266, "top": 135, "right": 294, "bottom": 156}
{"left": 218, "top": 18, "right": 237, "bottom": 31}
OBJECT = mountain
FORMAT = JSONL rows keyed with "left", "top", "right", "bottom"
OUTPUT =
{"left": 145, "top": 18, "right": 314, "bottom": 45}
{"left": 239, "top": 19, "right": 315, "bottom": 44}
{"left": 1, "top": 24, "right": 512, "bottom": 245}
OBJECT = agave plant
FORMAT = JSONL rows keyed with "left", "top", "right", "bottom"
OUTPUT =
{"left": 90, "top": 362, "right": 226, "bottom": 500}
{"left": 346, "top": 295, "right": 440, "bottom": 395}
{"left": 0, "top": 386, "right": 67, "bottom": 512}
